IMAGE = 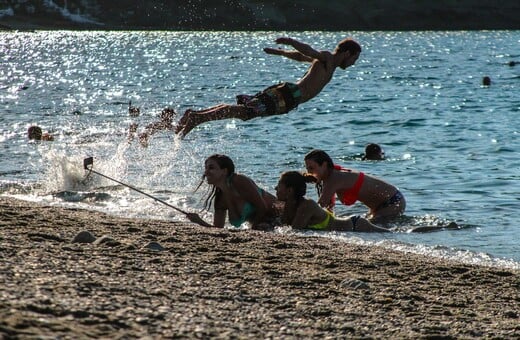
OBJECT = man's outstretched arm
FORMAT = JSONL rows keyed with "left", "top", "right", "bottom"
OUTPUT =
{"left": 274, "top": 37, "right": 328, "bottom": 61}
{"left": 263, "top": 47, "right": 313, "bottom": 62}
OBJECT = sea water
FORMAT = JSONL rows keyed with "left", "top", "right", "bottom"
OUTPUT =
{"left": 1, "top": 30, "right": 519, "bottom": 269}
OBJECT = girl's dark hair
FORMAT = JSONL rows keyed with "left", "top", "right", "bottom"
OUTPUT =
{"left": 279, "top": 171, "right": 318, "bottom": 225}
{"left": 304, "top": 149, "right": 334, "bottom": 169}
{"left": 280, "top": 171, "right": 319, "bottom": 203}
{"left": 304, "top": 149, "right": 335, "bottom": 197}
{"left": 280, "top": 171, "right": 306, "bottom": 203}
{"left": 195, "top": 154, "right": 235, "bottom": 211}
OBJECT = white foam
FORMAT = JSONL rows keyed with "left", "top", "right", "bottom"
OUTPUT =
{"left": 306, "top": 231, "right": 520, "bottom": 270}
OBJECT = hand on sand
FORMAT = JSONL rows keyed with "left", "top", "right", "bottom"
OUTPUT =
{"left": 186, "top": 212, "right": 202, "bottom": 224}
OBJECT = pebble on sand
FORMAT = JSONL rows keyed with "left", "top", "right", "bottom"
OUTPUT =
{"left": 143, "top": 242, "right": 165, "bottom": 251}
{"left": 72, "top": 230, "right": 96, "bottom": 243}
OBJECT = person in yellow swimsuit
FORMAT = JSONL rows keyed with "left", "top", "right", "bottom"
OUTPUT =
{"left": 275, "top": 171, "right": 388, "bottom": 232}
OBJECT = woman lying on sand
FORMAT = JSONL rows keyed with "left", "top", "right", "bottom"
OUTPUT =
{"left": 275, "top": 171, "right": 388, "bottom": 232}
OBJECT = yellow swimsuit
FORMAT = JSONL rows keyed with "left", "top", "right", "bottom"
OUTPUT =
{"left": 308, "top": 210, "right": 333, "bottom": 230}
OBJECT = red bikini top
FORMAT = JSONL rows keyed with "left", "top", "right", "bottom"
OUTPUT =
{"left": 331, "top": 164, "right": 365, "bottom": 207}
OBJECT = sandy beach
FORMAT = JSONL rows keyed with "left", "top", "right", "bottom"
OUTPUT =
{"left": 0, "top": 196, "right": 518, "bottom": 338}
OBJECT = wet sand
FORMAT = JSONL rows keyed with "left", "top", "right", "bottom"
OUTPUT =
{"left": 0, "top": 196, "right": 518, "bottom": 338}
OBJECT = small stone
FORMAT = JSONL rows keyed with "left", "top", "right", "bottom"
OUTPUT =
{"left": 93, "top": 236, "right": 120, "bottom": 247}
{"left": 72, "top": 231, "right": 96, "bottom": 243}
{"left": 339, "top": 278, "right": 370, "bottom": 290}
{"left": 144, "top": 242, "right": 164, "bottom": 251}
{"left": 504, "top": 310, "right": 518, "bottom": 318}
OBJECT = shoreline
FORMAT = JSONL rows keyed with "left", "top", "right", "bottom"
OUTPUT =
{"left": 0, "top": 196, "right": 518, "bottom": 338}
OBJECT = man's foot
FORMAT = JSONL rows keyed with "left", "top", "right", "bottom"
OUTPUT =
{"left": 175, "top": 109, "right": 199, "bottom": 137}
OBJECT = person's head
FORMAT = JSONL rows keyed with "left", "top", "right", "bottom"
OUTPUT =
{"left": 196, "top": 154, "right": 235, "bottom": 211}
{"left": 276, "top": 171, "right": 307, "bottom": 202}
{"left": 203, "top": 154, "right": 235, "bottom": 185}
{"left": 482, "top": 76, "right": 491, "bottom": 86}
{"left": 129, "top": 122, "right": 138, "bottom": 133}
{"left": 335, "top": 38, "right": 361, "bottom": 69}
{"left": 363, "top": 143, "right": 385, "bottom": 160}
{"left": 160, "top": 108, "right": 176, "bottom": 122}
{"left": 28, "top": 125, "right": 43, "bottom": 140}
{"left": 28, "top": 125, "right": 54, "bottom": 141}
{"left": 304, "top": 149, "right": 334, "bottom": 181}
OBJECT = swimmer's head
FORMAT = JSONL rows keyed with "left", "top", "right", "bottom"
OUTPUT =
{"left": 363, "top": 143, "right": 385, "bottom": 160}
{"left": 28, "top": 126, "right": 43, "bottom": 140}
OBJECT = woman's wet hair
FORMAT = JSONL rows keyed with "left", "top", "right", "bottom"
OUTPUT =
{"left": 304, "top": 149, "right": 335, "bottom": 197}
{"left": 280, "top": 171, "right": 307, "bottom": 201}
{"left": 304, "top": 149, "right": 334, "bottom": 169}
{"left": 280, "top": 171, "right": 320, "bottom": 203}
{"left": 206, "top": 154, "right": 235, "bottom": 175}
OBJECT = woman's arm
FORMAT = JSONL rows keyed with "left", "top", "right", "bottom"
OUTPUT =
{"left": 290, "top": 200, "right": 320, "bottom": 229}
{"left": 212, "top": 196, "right": 228, "bottom": 228}
{"left": 233, "top": 175, "right": 269, "bottom": 227}
{"left": 317, "top": 184, "right": 337, "bottom": 210}
{"left": 211, "top": 208, "right": 227, "bottom": 228}
{"left": 186, "top": 212, "right": 223, "bottom": 228}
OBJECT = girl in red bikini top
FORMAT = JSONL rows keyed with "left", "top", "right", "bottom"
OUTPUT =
{"left": 304, "top": 149, "right": 405, "bottom": 222}
{"left": 303, "top": 149, "right": 365, "bottom": 210}
{"left": 332, "top": 164, "right": 365, "bottom": 207}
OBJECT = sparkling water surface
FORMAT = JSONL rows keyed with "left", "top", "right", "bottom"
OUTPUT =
{"left": 1, "top": 31, "right": 519, "bottom": 268}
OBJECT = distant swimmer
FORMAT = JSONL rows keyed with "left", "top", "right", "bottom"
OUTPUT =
{"left": 27, "top": 125, "right": 54, "bottom": 141}
{"left": 362, "top": 143, "right": 385, "bottom": 161}
{"left": 482, "top": 76, "right": 491, "bottom": 86}
{"left": 175, "top": 36, "right": 361, "bottom": 136}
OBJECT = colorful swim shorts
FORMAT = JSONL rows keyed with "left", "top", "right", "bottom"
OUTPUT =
{"left": 236, "top": 82, "right": 302, "bottom": 120}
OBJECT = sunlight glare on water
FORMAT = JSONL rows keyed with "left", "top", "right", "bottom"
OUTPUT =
{"left": 1, "top": 30, "right": 519, "bottom": 268}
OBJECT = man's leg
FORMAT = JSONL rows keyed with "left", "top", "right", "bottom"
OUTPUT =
{"left": 175, "top": 104, "right": 250, "bottom": 136}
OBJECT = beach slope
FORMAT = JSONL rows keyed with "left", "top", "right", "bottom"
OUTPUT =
{"left": 0, "top": 197, "right": 518, "bottom": 338}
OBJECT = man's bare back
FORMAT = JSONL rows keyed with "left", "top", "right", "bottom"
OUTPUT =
{"left": 297, "top": 55, "right": 337, "bottom": 103}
